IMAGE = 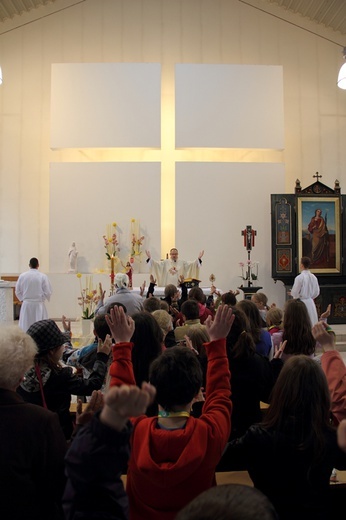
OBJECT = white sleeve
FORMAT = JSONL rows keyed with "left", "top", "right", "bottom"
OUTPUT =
{"left": 311, "top": 276, "right": 320, "bottom": 299}
{"left": 15, "top": 276, "right": 23, "bottom": 301}
{"left": 290, "top": 276, "right": 302, "bottom": 298}
{"left": 147, "top": 258, "right": 164, "bottom": 285}
{"left": 42, "top": 275, "right": 53, "bottom": 301}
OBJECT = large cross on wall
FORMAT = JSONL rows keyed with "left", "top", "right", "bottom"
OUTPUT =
{"left": 49, "top": 63, "right": 284, "bottom": 274}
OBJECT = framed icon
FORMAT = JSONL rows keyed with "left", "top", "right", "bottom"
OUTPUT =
{"left": 297, "top": 197, "right": 341, "bottom": 274}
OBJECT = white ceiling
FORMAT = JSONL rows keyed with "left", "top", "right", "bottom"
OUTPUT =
{"left": 0, "top": 0, "right": 345, "bottom": 37}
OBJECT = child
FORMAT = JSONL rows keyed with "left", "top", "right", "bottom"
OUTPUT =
{"left": 218, "top": 354, "right": 346, "bottom": 519}
{"left": 265, "top": 307, "right": 283, "bottom": 336}
{"left": 251, "top": 292, "right": 269, "bottom": 326}
{"left": 107, "top": 304, "right": 234, "bottom": 520}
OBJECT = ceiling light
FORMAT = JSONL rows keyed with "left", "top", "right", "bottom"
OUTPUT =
{"left": 337, "top": 47, "right": 346, "bottom": 90}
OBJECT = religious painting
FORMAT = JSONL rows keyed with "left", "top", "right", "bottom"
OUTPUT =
{"left": 297, "top": 197, "right": 341, "bottom": 274}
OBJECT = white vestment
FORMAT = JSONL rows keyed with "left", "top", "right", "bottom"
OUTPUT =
{"left": 147, "top": 257, "right": 201, "bottom": 286}
{"left": 290, "top": 269, "right": 320, "bottom": 326}
{"left": 15, "top": 269, "right": 52, "bottom": 332}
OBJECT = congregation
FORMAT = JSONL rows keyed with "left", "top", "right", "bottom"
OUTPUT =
{"left": 2, "top": 252, "right": 346, "bottom": 519}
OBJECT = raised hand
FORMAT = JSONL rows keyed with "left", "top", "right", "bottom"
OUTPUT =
{"left": 320, "top": 303, "right": 331, "bottom": 320}
{"left": 184, "top": 334, "right": 199, "bottom": 355}
{"left": 273, "top": 339, "right": 286, "bottom": 359}
{"left": 100, "top": 382, "right": 156, "bottom": 431}
{"left": 205, "top": 304, "right": 234, "bottom": 342}
{"left": 105, "top": 305, "right": 135, "bottom": 343}
{"left": 140, "top": 281, "right": 146, "bottom": 297}
{"left": 99, "top": 282, "right": 106, "bottom": 302}
{"left": 62, "top": 315, "right": 71, "bottom": 334}
{"left": 198, "top": 250, "right": 204, "bottom": 260}
{"left": 312, "top": 321, "right": 335, "bottom": 351}
{"left": 97, "top": 334, "right": 113, "bottom": 356}
{"left": 145, "top": 250, "right": 151, "bottom": 259}
{"left": 150, "top": 274, "right": 156, "bottom": 284}
{"left": 76, "top": 390, "right": 104, "bottom": 426}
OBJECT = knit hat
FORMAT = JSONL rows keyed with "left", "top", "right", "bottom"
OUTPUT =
{"left": 27, "top": 319, "right": 67, "bottom": 354}
{"left": 115, "top": 272, "right": 129, "bottom": 289}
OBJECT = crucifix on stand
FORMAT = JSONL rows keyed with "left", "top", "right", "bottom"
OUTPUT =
{"left": 239, "top": 225, "right": 262, "bottom": 299}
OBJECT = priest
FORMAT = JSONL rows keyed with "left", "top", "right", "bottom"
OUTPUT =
{"left": 145, "top": 248, "right": 204, "bottom": 287}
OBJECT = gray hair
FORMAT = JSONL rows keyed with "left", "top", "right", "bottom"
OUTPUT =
{"left": 115, "top": 272, "right": 129, "bottom": 289}
{"left": 0, "top": 325, "right": 37, "bottom": 389}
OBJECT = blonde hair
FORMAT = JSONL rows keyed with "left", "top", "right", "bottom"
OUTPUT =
{"left": 152, "top": 310, "right": 173, "bottom": 335}
{"left": 0, "top": 325, "right": 37, "bottom": 389}
{"left": 266, "top": 307, "right": 283, "bottom": 329}
{"left": 252, "top": 292, "right": 268, "bottom": 308}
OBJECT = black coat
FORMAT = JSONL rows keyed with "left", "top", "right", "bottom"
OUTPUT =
{"left": 219, "top": 424, "right": 346, "bottom": 520}
{"left": 63, "top": 412, "right": 132, "bottom": 520}
{"left": 0, "top": 389, "right": 67, "bottom": 520}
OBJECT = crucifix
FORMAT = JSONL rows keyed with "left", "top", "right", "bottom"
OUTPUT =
{"left": 241, "top": 225, "right": 257, "bottom": 287}
{"left": 313, "top": 172, "right": 322, "bottom": 182}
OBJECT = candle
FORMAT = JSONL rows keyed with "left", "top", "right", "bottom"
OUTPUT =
{"left": 111, "top": 256, "right": 115, "bottom": 273}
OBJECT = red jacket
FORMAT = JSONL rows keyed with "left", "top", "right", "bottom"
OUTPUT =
{"left": 109, "top": 338, "right": 232, "bottom": 520}
{"left": 321, "top": 349, "right": 346, "bottom": 425}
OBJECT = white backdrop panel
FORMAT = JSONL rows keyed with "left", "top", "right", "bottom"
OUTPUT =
{"left": 49, "top": 162, "right": 161, "bottom": 273}
{"left": 175, "top": 64, "right": 284, "bottom": 149}
{"left": 176, "top": 163, "right": 286, "bottom": 308}
{"left": 51, "top": 63, "right": 161, "bottom": 148}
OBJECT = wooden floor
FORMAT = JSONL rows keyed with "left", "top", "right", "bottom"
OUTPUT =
{"left": 216, "top": 471, "right": 253, "bottom": 486}
{"left": 121, "top": 470, "right": 346, "bottom": 488}
{"left": 215, "top": 470, "right": 346, "bottom": 487}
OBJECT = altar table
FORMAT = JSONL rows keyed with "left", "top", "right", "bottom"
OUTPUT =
{"left": 0, "top": 281, "right": 16, "bottom": 323}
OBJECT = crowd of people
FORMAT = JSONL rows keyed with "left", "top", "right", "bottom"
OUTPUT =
{"left": 2, "top": 253, "right": 346, "bottom": 519}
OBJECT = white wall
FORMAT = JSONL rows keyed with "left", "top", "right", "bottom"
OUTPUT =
{"left": 0, "top": 0, "right": 345, "bottom": 317}
{"left": 49, "top": 162, "right": 161, "bottom": 273}
{"left": 51, "top": 63, "right": 161, "bottom": 148}
{"left": 175, "top": 163, "right": 286, "bottom": 301}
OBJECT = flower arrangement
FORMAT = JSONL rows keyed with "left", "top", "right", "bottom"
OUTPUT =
{"left": 76, "top": 273, "right": 100, "bottom": 319}
{"left": 103, "top": 222, "right": 120, "bottom": 260}
{"left": 130, "top": 218, "right": 145, "bottom": 261}
{"left": 239, "top": 261, "right": 259, "bottom": 283}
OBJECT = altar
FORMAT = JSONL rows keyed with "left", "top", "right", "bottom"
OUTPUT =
{"left": 131, "top": 286, "right": 211, "bottom": 298}
{"left": 0, "top": 281, "right": 16, "bottom": 323}
{"left": 42, "top": 274, "right": 212, "bottom": 321}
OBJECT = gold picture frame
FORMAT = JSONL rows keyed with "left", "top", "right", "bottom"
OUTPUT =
{"left": 297, "top": 197, "right": 341, "bottom": 274}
